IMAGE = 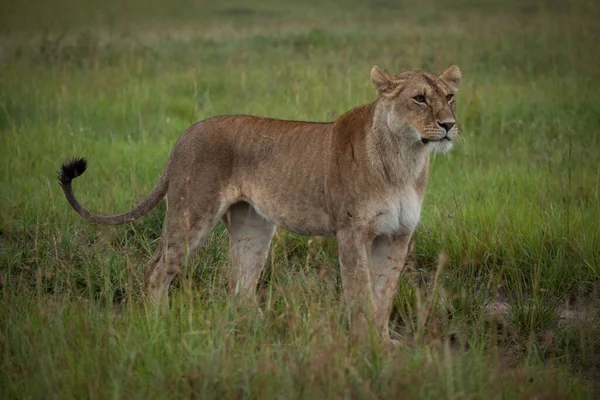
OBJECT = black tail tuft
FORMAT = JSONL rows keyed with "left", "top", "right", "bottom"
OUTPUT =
{"left": 58, "top": 157, "right": 87, "bottom": 188}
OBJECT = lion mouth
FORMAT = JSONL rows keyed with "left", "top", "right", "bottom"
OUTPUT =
{"left": 421, "top": 135, "right": 451, "bottom": 144}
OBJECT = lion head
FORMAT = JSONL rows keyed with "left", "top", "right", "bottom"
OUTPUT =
{"left": 371, "top": 65, "right": 461, "bottom": 153}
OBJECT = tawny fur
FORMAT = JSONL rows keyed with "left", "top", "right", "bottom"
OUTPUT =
{"left": 59, "top": 65, "right": 461, "bottom": 345}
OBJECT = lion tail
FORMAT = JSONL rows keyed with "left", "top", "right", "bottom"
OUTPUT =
{"left": 57, "top": 157, "right": 168, "bottom": 225}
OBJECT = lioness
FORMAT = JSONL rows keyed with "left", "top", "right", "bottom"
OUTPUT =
{"left": 59, "top": 65, "right": 461, "bottom": 344}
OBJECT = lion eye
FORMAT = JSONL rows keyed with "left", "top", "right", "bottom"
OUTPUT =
{"left": 414, "top": 95, "right": 426, "bottom": 103}
{"left": 446, "top": 93, "right": 454, "bottom": 102}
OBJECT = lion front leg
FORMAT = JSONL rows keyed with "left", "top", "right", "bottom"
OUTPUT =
{"left": 370, "top": 233, "right": 412, "bottom": 344}
{"left": 336, "top": 229, "right": 379, "bottom": 344}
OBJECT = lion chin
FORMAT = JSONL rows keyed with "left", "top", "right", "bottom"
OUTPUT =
{"left": 428, "top": 138, "right": 454, "bottom": 153}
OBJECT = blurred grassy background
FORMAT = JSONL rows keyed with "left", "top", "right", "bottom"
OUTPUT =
{"left": 1, "top": 0, "right": 600, "bottom": 398}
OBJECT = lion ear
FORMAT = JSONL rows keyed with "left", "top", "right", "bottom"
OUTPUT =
{"left": 440, "top": 65, "right": 461, "bottom": 89}
{"left": 371, "top": 66, "right": 398, "bottom": 96}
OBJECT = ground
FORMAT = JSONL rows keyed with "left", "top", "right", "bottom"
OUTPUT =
{"left": 1, "top": 0, "right": 599, "bottom": 398}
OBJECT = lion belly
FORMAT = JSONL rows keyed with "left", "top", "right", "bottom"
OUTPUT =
{"left": 245, "top": 189, "right": 333, "bottom": 237}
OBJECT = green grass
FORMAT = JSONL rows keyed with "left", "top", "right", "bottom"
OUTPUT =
{"left": 1, "top": 0, "right": 600, "bottom": 398}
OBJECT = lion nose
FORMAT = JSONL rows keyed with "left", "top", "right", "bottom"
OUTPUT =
{"left": 437, "top": 120, "right": 455, "bottom": 132}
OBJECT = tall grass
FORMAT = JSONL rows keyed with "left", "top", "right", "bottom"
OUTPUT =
{"left": 1, "top": 0, "right": 599, "bottom": 398}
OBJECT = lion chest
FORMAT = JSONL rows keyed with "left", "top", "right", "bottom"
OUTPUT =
{"left": 370, "top": 189, "right": 423, "bottom": 236}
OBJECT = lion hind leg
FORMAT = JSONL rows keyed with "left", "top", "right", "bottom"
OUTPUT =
{"left": 145, "top": 197, "right": 227, "bottom": 308}
{"left": 223, "top": 202, "right": 275, "bottom": 302}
